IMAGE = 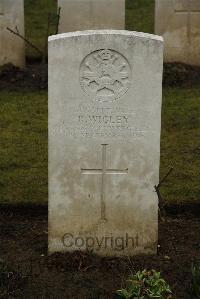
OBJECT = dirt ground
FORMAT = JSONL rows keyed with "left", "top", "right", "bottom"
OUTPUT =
{"left": 0, "top": 62, "right": 200, "bottom": 91}
{"left": 0, "top": 208, "right": 199, "bottom": 299}
{"left": 0, "top": 63, "right": 47, "bottom": 91}
{"left": 0, "top": 62, "right": 199, "bottom": 298}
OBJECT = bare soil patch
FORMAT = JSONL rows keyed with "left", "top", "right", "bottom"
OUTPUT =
{"left": 0, "top": 63, "right": 47, "bottom": 91}
{"left": 0, "top": 62, "right": 200, "bottom": 91}
{"left": 0, "top": 209, "right": 199, "bottom": 298}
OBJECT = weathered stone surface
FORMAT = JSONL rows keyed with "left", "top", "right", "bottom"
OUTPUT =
{"left": 155, "top": 0, "right": 200, "bottom": 66}
{"left": 0, "top": 0, "right": 25, "bottom": 67}
{"left": 58, "top": 0, "right": 125, "bottom": 33}
{"left": 48, "top": 30, "right": 163, "bottom": 256}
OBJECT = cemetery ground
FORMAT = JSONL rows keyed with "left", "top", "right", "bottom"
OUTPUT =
{"left": 0, "top": 210, "right": 199, "bottom": 298}
{"left": 0, "top": 0, "right": 200, "bottom": 298}
{"left": 0, "top": 60, "right": 199, "bottom": 299}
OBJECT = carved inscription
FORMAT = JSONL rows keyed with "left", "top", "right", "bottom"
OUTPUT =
{"left": 52, "top": 105, "right": 149, "bottom": 139}
{"left": 80, "top": 49, "right": 131, "bottom": 102}
{"left": 78, "top": 115, "right": 128, "bottom": 125}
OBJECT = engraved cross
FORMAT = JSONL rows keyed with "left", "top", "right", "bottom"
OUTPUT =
{"left": 81, "top": 144, "right": 128, "bottom": 221}
{"left": 174, "top": 0, "right": 200, "bottom": 43}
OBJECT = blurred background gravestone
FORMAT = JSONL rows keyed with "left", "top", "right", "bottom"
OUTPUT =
{"left": 155, "top": 0, "right": 200, "bottom": 66}
{"left": 0, "top": 0, "right": 25, "bottom": 67}
{"left": 58, "top": 0, "right": 125, "bottom": 33}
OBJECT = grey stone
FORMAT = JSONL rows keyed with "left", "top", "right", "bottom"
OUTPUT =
{"left": 48, "top": 30, "right": 163, "bottom": 256}
{"left": 155, "top": 0, "right": 200, "bottom": 66}
{"left": 58, "top": 0, "right": 125, "bottom": 33}
{"left": 0, "top": 0, "right": 25, "bottom": 67}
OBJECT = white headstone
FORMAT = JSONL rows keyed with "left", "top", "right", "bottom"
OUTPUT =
{"left": 0, "top": 0, "right": 25, "bottom": 67}
{"left": 48, "top": 30, "right": 163, "bottom": 256}
{"left": 155, "top": 0, "right": 200, "bottom": 66}
{"left": 58, "top": 0, "right": 125, "bottom": 33}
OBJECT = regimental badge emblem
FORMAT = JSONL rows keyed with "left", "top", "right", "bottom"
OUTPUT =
{"left": 80, "top": 49, "right": 131, "bottom": 102}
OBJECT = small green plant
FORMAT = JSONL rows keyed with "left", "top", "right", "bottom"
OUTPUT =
{"left": 117, "top": 269, "right": 173, "bottom": 299}
{"left": 191, "top": 259, "right": 200, "bottom": 297}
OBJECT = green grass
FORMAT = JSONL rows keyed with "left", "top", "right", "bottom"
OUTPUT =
{"left": 0, "top": 88, "right": 199, "bottom": 205}
{"left": 24, "top": 0, "right": 57, "bottom": 59}
{"left": 161, "top": 87, "right": 200, "bottom": 204}
{"left": 24, "top": 0, "right": 155, "bottom": 59}
{"left": 161, "top": 88, "right": 200, "bottom": 202}
{"left": 126, "top": 0, "right": 154, "bottom": 33}
{"left": 0, "top": 1, "right": 199, "bottom": 205}
{"left": 0, "top": 91, "right": 47, "bottom": 204}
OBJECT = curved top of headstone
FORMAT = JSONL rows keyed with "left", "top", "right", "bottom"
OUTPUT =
{"left": 48, "top": 30, "right": 163, "bottom": 43}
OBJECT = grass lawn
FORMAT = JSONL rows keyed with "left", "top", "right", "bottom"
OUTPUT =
{"left": 0, "top": 0, "right": 199, "bottom": 205}
{"left": 0, "top": 88, "right": 199, "bottom": 205}
{"left": 161, "top": 87, "right": 200, "bottom": 204}
{"left": 126, "top": 0, "right": 154, "bottom": 33}
{"left": 24, "top": 0, "right": 57, "bottom": 59}
{"left": 0, "top": 91, "right": 47, "bottom": 204}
